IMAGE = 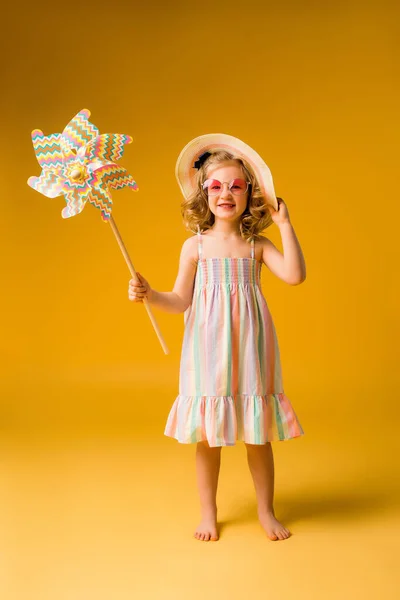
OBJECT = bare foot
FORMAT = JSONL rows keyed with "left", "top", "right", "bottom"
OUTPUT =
{"left": 194, "top": 512, "right": 219, "bottom": 541}
{"left": 258, "top": 510, "right": 291, "bottom": 541}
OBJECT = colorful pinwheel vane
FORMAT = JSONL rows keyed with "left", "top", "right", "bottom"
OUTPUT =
{"left": 27, "top": 108, "right": 138, "bottom": 221}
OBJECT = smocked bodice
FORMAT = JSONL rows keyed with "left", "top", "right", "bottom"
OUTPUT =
{"left": 194, "top": 257, "right": 262, "bottom": 287}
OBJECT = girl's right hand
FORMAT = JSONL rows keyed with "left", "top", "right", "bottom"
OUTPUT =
{"left": 128, "top": 272, "right": 153, "bottom": 303}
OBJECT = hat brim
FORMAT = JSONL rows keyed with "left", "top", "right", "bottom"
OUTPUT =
{"left": 175, "top": 133, "right": 278, "bottom": 211}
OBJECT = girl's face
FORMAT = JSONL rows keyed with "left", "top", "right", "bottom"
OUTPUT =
{"left": 203, "top": 161, "right": 249, "bottom": 223}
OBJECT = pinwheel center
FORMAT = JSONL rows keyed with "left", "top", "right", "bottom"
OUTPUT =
{"left": 70, "top": 167, "right": 85, "bottom": 182}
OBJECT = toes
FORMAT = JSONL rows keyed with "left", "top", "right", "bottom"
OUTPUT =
{"left": 277, "top": 528, "right": 291, "bottom": 540}
{"left": 195, "top": 531, "right": 217, "bottom": 541}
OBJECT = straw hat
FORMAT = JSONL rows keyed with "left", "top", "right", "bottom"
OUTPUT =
{"left": 175, "top": 133, "right": 278, "bottom": 211}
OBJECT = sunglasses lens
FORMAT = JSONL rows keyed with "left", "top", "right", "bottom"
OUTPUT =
{"left": 230, "top": 179, "right": 248, "bottom": 194}
{"left": 203, "top": 179, "right": 221, "bottom": 193}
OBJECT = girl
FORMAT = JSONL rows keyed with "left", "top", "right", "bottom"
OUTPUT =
{"left": 128, "top": 134, "right": 306, "bottom": 543}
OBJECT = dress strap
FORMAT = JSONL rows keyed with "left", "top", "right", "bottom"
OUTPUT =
{"left": 250, "top": 237, "right": 255, "bottom": 259}
{"left": 197, "top": 226, "right": 203, "bottom": 260}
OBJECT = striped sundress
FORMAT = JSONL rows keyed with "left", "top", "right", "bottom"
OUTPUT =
{"left": 164, "top": 230, "right": 304, "bottom": 447}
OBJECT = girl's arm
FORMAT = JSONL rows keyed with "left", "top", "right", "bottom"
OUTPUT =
{"left": 260, "top": 223, "right": 306, "bottom": 285}
{"left": 147, "top": 237, "right": 198, "bottom": 314}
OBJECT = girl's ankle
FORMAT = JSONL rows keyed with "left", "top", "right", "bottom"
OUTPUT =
{"left": 200, "top": 505, "right": 217, "bottom": 517}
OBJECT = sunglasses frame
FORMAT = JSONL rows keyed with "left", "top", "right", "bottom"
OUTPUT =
{"left": 202, "top": 178, "right": 251, "bottom": 196}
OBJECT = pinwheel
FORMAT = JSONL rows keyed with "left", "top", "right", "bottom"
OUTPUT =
{"left": 28, "top": 108, "right": 169, "bottom": 354}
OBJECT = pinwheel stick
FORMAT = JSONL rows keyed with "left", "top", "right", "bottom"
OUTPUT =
{"left": 108, "top": 215, "right": 169, "bottom": 355}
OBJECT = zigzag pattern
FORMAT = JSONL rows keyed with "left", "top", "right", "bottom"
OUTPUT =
{"left": 31, "top": 130, "right": 64, "bottom": 169}
{"left": 61, "top": 109, "right": 99, "bottom": 158}
{"left": 94, "top": 164, "right": 138, "bottom": 191}
{"left": 85, "top": 134, "right": 132, "bottom": 163}
{"left": 62, "top": 177, "right": 93, "bottom": 199}
{"left": 28, "top": 109, "right": 138, "bottom": 220}
{"left": 27, "top": 171, "right": 64, "bottom": 199}
{"left": 88, "top": 184, "right": 113, "bottom": 221}
{"left": 61, "top": 191, "right": 87, "bottom": 219}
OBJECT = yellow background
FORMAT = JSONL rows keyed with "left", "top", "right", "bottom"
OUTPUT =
{"left": 1, "top": 0, "right": 399, "bottom": 598}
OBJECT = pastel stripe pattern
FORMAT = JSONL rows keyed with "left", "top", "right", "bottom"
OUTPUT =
{"left": 164, "top": 233, "right": 304, "bottom": 447}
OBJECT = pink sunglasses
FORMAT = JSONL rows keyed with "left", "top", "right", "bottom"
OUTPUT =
{"left": 202, "top": 178, "right": 250, "bottom": 196}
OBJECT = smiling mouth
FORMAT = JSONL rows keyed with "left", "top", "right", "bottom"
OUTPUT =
{"left": 218, "top": 203, "right": 235, "bottom": 207}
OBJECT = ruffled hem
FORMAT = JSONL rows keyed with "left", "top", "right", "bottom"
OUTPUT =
{"left": 164, "top": 393, "right": 304, "bottom": 447}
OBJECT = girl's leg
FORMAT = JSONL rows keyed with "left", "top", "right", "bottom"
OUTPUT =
{"left": 245, "top": 442, "right": 291, "bottom": 540}
{"left": 194, "top": 440, "right": 221, "bottom": 541}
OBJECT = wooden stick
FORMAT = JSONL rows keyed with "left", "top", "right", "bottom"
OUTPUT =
{"left": 108, "top": 215, "right": 169, "bottom": 355}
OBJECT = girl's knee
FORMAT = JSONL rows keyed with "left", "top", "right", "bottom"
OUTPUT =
{"left": 245, "top": 441, "right": 271, "bottom": 450}
{"left": 198, "top": 440, "right": 221, "bottom": 451}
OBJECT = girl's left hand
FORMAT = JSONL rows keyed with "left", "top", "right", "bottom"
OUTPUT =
{"left": 267, "top": 197, "right": 291, "bottom": 227}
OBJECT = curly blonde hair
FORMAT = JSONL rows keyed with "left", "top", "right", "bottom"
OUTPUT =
{"left": 180, "top": 150, "right": 273, "bottom": 241}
